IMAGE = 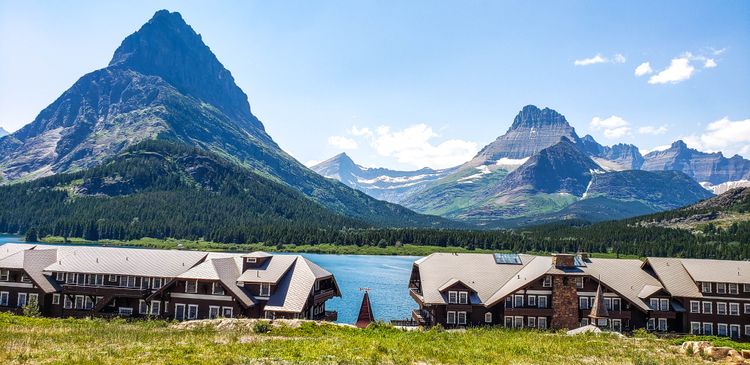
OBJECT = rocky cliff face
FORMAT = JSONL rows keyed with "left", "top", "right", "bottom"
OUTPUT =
{"left": 0, "top": 10, "right": 446, "bottom": 228}
{"left": 580, "top": 134, "right": 644, "bottom": 170}
{"left": 0, "top": 127, "right": 7, "bottom": 137}
{"left": 466, "top": 105, "right": 581, "bottom": 166}
{"left": 642, "top": 140, "right": 750, "bottom": 185}
{"left": 311, "top": 153, "right": 455, "bottom": 203}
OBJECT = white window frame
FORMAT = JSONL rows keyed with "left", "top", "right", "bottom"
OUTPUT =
{"left": 690, "top": 322, "right": 701, "bottom": 335}
{"left": 514, "top": 316, "right": 523, "bottom": 329}
{"left": 649, "top": 298, "right": 658, "bottom": 310}
{"left": 612, "top": 298, "right": 621, "bottom": 311}
{"left": 139, "top": 299, "right": 148, "bottom": 314}
{"left": 703, "top": 322, "right": 713, "bottom": 335}
{"left": 604, "top": 298, "right": 612, "bottom": 310}
{"left": 579, "top": 296, "right": 589, "bottom": 310}
{"left": 717, "top": 302, "right": 727, "bottom": 315}
{"left": 66, "top": 273, "right": 77, "bottom": 284}
{"left": 717, "top": 323, "right": 728, "bottom": 337}
{"left": 187, "top": 304, "right": 199, "bottom": 320}
{"left": 174, "top": 303, "right": 186, "bottom": 321}
{"left": 458, "top": 291, "right": 468, "bottom": 304}
{"left": 646, "top": 318, "right": 655, "bottom": 331}
{"left": 260, "top": 283, "right": 271, "bottom": 296}
{"left": 538, "top": 317, "right": 547, "bottom": 329}
{"left": 152, "top": 277, "right": 163, "bottom": 289}
{"left": 716, "top": 283, "right": 726, "bottom": 294}
{"left": 118, "top": 307, "right": 133, "bottom": 316}
{"left": 185, "top": 280, "right": 198, "bottom": 294}
{"left": 140, "top": 277, "right": 151, "bottom": 290}
{"left": 109, "top": 275, "right": 118, "bottom": 283}
{"left": 55, "top": 272, "right": 65, "bottom": 282}
{"left": 575, "top": 277, "right": 584, "bottom": 289}
{"left": 728, "top": 283, "right": 738, "bottom": 294}
{"left": 527, "top": 316, "right": 536, "bottom": 328}
{"left": 246, "top": 257, "right": 256, "bottom": 263}
{"left": 745, "top": 325, "right": 750, "bottom": 336}
{"left": 83, "top": 296, "right": 93, "bottom": 310}
{"left": 611, "top": 319, "right": 622, "bottom": 332}
{"left": 659, "top": 298, "right": 669, "bottom": 312}
{"left": 208, "top": 305, "right": 220, "bottom": 319}
{"left": 150, "top": 301, "right": 161, "bottom": 316}
{"left": 484, "top": 312, "right": 492, "bottom": 323}
{"left": 702, "top": 301, "right": 712, "bottom": 314}
{"left": 528, "top": 295, "right": 536, "bottom": 307}
{"left": 0, "top": 269, "right": 8, "bottom": 281}
{"left": 0, "top": 291, "right": 8, "bottom": 306}
{"left": 457, "top": 311, "right": 467, "bottom": 325}
{"left": 729, "top": 324, "right": 740, "bottom": 339}
{"left": 212, "top": 282, "right": 225, "bottom": 295}
{"left": 701, "top": 282, "right": 712, "bottom": 293}
{"left": 446, "top": 311, "right": 456, "bottom": 324}
{"left": 504, "top": 316, "right": 513, "bottom": 328}
{"left": 74, "top": 295, "right": 84, "bottom": 309}
{"left": 538, "top": 296, "right": 548, "bottom": 308}
{"left": 690, "top": 300, "right": 700, "bottom": 313}
{"left": 744, "top": 284, "right": 750, "bottom": 293}
{"left": 728, "top": 303, "right": 739, "bottom": 316}
{"left": 448, "top": 291, "right": 457, "bottom": 304}
{"left": 222, "top": 306, "right": 234, "bottom": 318}
{"left": 63, "top": 295, "right": 72, "bottom": 309}
{"left": 17, "top": 293, "right": 28, "bottom": 307}
{"left": 745, "top": 303, "right": 750, "bottom": 314}
{"left": 52, "top": 293, "right": 60, "bottom": 305}
{"left": 514, "top": 295, "right": 524, "bottom": 308}
{"left": 542, "top": 276, "right": 552, "bottom": 288}
{"left": 657, "top": 318, "right": 667, "bottom": 331}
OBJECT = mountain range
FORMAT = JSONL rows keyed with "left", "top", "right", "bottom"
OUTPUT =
{"left": 0, "top": 127, "right": 8, "bottom": 137}
{"left": 0, "top": 10, "right": 449, "bottom": 230}
{"left": 314, "top": 105, "right": 729, "bottom": 224}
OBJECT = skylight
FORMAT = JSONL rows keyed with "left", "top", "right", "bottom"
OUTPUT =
{"left": 494, "top": 253, "right": 522, "bottom": 265}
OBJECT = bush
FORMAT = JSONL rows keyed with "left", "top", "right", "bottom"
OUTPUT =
{"left": 253, "top": 321, "right": 270, "bottom": 334}
{"left": 22, "top": 297, "right": 41, "bottom": 317}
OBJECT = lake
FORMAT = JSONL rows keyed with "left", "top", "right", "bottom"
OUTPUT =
{"left": 0, "top": 235, "right": 418, "bottom": 324}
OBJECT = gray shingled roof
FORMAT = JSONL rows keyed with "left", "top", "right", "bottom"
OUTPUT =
{"left": 263, "top": 256, "right": 339, "bottom": 313}
{"left": 680, "top": 258, "right": 750, "bottom": 284}
{"left": 23, "top": 249, "right": 61, "bottom": 293}
{"left": 0, "top": 243, "right": 39, "bottom": 262}
{"left": 644, "top": 257, "right": 703, "bottom": 298}
{"left": 43, "top": 246, "right": 209, "bottom": 277}
{"left": 236, "top": 255, "right": 297, "bottom": 284}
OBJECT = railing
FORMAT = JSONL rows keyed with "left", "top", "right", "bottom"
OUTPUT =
{"left": 504, "top": 307, "right": 554, "bottom": 316}
{"left": 314, "top": 310, "right": 338, "bottom": 321}
{"left": 313, "top": 288, "right": 336, "bottom": 303}
{"left": 391, "top": 319, "right": 418, "bottom": 327}
{"left": 62, "top": 284, "right": 149, "bottom": 298}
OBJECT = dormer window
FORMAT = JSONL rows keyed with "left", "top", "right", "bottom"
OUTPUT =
{"left": 0, "top": 269, "right": 9, "bottom": 281}
{"left": 542, "top": 276, "right": 552, "bottom": 288}
{"left": 448, "top": 291, "right": 457, "bottom": 304}
{"left": 716, "top": 283, "right": 726, "bottom": 294}
{"left": 575, "top": 277, "right": 584, "bottom": 289}
{"left": 55, "top": 272, "right": 65, "bottom": 282}
{"left": 212, "top": 282, "right": 225, "bottom": 295}
{"left": 458, "top": 292, "right": 468, "bottom": 304}
{"left": 701, "top": 282, "right": 712, "bottom": 293}
{"left": 20, "top": 274, "right": 31, "bottom": 283}
{"left": 246, "top": 257, "right": 256, "bottom": 263}
{"left": 260, "top": 283, "right": 271, "bottom": 296}
{"left": 185, "top": 280, "right": 198, "bottom": 294}
{"left": 66, "top": 273, "right": 77, "bottom": 284}
{"left": 728, "top": 283, "right": 738, "bottom": 294}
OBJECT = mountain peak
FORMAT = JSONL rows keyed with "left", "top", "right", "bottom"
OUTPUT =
{"left": 671, "top": 140, "right": 688, "bottom": 149}
{"left": 108, "top": 10, "right": 258, "bottom": 125}
{"left": 509, "top": 105, "right": 569, "bottom": 130}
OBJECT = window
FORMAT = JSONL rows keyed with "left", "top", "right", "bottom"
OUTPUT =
{"left": 745, "top": 325, "right": 750, "bottom": 336}
{"left": 141, "top": 277, "right": 151, "bottom": 290}
{"left": 150, "top": 301, "right": 161, "bottom": 316}
{"left": 659, "top": 299, "right": 670, "bottom": 312}
{"left": 690, "top": 322, "right": 701, "bottom": 335}
{"left": 729, "top": 303, "right": 739, "bottom": 316}
{"left": 96, "top": 274, "right": 104, "bottom": 286}
{"left": 745, "top": 284, "right": 750, "bottom": 293}
{"left": 20, "top": 274, "right": 31, "bottom": 283}
{"left": 579, "top": 297, "right": 589, "bottom": 310}
{"left": 703, "top": 323, "right": 713, "bottom": 336}
{"left": 63, "top": 295, "right": 72, "bottom": 309}
{"left": 185, "top": 280, "right": 198, "bottom": 294}
{"left": 728, "top": 283, "right": 738, "bottom": 294}
{"left": 446, "top": 311, "right": 456, "bottom": 324}
{"left": 55, "top": 272, "right": 65, "bottom": 281}
{"left": 246, "top": 257, "right": 256, "bottom": 263}
{"left": 95, "top": 296, "right": 103, "bottom": 306}
{"left": 612, "top": 298, "right": 621, "bottom": 311}
{"left": 730, "top": 325, "right": 740, "bottom": 339}
{"left": 538, "top": 296, "right": 548, "bottom": 308}
{"left": 17, "top": 293, "right": 27, "bottom": 307}
{"left": 514, "top": 316, "right": 523, "bottom": 329}
{"left": 575, "top": 277, "right": 584, "bottom": 289}
{"left": 457, "top": 311, "right": 467, "bottom": 325}
{"left": 0, "top": 291, "right": 8, "bottom": 306}
{"left": 745, "top": 303, "right": 750, "bottom": 314}
{"left": 690, "top": 301, "right": 700, "bottom": 313}
{"left": 528, "top": 295, "right": 536, "bottom": 307}
{"left": 484, "top": 312, "right": 492, "bottom": 323}
{"left": 717, "top": 323, "right": 728, "bottom": 337}
{"left": 81, "top": 296, "right": 92, "bottom": 310}
{"left": 458, "top": 291, "right": 468, "bottom": 304}
{"left": 76, "top": 274, "right": 85, "bottom": 285}
{"left": 52, "top": 293, "right": 60, "bottom": 305}
{"left": 74, "top": 295, "right": 84, "bottom": 309}
{"left": 260, "top": 283, "right": 271, "bottom": 296}
{"left": 646, "top": 318, "right": 655, "bottom": 331}
{"left": 581, "top": 318, "right": 589, "bottom": 327}
{"left": 649, "top": 298, "right": 658, "bottom": 310}
{"left": 717, "top": 302, "right": 727, "bottom": 315}
{"left": 127, "top": 276, "right": 136, "bottom": 288}
{"left": 701, "top": 282, "right": 712, "bottom": 293}
{"left": 527, "top": 317, "right": 536, "bottom": 328}
{"left": 716, "top": 283, "right": 726, "bottom": 294}
{"left": 139, "top": 300, "right": 148, "bottom": 314}
{"left": 109, "top": 275, "right": 118, "bottom": 282}
{"left": 118, "top": 307, "right": 133, "bottom": 316}
{"left": 604, "top": 298, "right": 612, "bottom": 310}
{"left": 611, "top": 319, "right": 622, "bottom": 332}
{"left": 504, "top": 316, "right": 513, "bottom": 328}
{"left": 187, "top": 304, "right": 199, "bottom": 320}
{"left": 542, "top": 276, "right": 552, "bottom": 287}
{"left": 657, "top": 318, "right": 667, "bottom": 331}
{"left": 152, "top": 278, "right": 163, "bottom": 289}
{"left": 66, "top": 273, "right": 76, "bottom": 284}
{"left": 514, "top": 295, "right": 524, "bottom": 308}
{"left": 0, "top": 269, "right": 8, "bottom": 281}
{"left": 538, "top": 317, "right": 547, "bottom": 329}
{"left": 448, "top": 291, "right": 457, "bottom": 304}
{"left": 209, "top": 306, "right": 220, "bottom": 319}
{"left": 212, "top": 283, "right": 225, "bottom": 295}
{"left": 174, "top": 304, "right": 186, "bottom": 321}
{"left": 702, "top": 301, "right": 712, "bottom": 314}
{"left": 505, "top": 297, "right": 512, "bottom": 308}
{"left": 222, "top": 307, "right": 234, "bottom": 318}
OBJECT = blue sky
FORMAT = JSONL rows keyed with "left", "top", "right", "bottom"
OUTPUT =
{"left": 1, "top": 1, "right": 749, "bottom": 169}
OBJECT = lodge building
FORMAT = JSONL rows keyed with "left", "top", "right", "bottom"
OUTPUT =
{"left": 408, "top": 252, "right": 750, "bottom": 339}
{"left": 0, "top": 244, "right": 340, "bottom": 321}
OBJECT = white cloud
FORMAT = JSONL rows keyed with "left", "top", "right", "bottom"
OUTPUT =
{"left": 681, "top": 117, "right": 750, "bottom": 157}
{"left": 638, "top": 125, "right": 668, "bottom": 135}
{"left": 634, "top": 62, "right": 653, "bottom": 76}
{"left": 640, "top": 145, "right": 671, "bottom": 155}
{"left": 590, "top": 115, "right": 631, "bottom": 139}
{"left": 574, "top": 53, "right": 626, "bottom": 66}
{"left": 327, "top": 136, "right": 358, "bottom": 150}
{"left": 305, "top": 160, "right": 321, "bottom": 167}
{"left": 343, "top": 123, "right": 478, "bottom": 169}
{"left": 704, "top": 58, "right": 717, "bottom": 68}
{"left": 648, "top": 57, "right": 695, "bottom": 84}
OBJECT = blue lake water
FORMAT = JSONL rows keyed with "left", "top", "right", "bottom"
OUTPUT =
{"left": 0, "top": 234, "right": 417, "bottom": 324}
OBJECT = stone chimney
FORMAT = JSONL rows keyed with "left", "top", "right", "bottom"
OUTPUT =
{"left": 551, "top": 275, "right": 580, "bottom": 329}
{"left": 552, "top": 254, "right": 576, "bottom": 268}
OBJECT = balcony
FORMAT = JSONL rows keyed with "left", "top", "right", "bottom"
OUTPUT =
{"left": 581, "top": 309, "right": 632, "bottom": 319}
{"left": 411, "top": 309, "right": 429, "bottom": 326}
{"left": 409, "top": 287, "right": 424, "bottom": 304}
{"left": 504, "top": 307, "right": 554, "bottom": 316}
{"left": 313, "top": 288, "right": 336, "bottom": 303}
{"left": 314, "top": 310, "right": 337, "bottom": 321}
{"left": 62, "top": 284, "right": 150, "bottom": 298}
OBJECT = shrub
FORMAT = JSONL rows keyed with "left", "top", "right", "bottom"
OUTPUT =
{"left": 253, "top": 321, "right": 271, "bottom": 333}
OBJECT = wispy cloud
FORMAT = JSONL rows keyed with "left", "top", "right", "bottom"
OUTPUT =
{"left": 590, "top": 115, "right": 631, "bottom": 139}
{"left": 327, "top": 136, "right": 358, "bottom": 150}
{"left": 574, "top": 53, "right": 626, "bottom": 66}
{"left": 634, "top": 62, "right": 653, "bottom": 77}
{"left": 638, "top": 125, "right": 668, "bottom": 135}
{"left": 683, "top": 117, "right": 750, "bottom": 157}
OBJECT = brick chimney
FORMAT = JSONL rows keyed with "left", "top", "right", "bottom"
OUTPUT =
{"left": 552, "top": 254, "right": 576, "bottom": 268}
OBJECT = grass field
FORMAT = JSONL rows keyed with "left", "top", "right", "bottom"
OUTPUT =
{"left": 0, "top": 313, "right": 713, "bottom": 365}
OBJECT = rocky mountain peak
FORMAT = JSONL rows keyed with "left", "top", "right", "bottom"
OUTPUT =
{"left": 0, "top": 127, "right": 8, "bottom": 137}
{"left": 109, "top": 10, "right": 258, "bottom": 125}
{"left": 509, "top": 105, "right": 569, "bottom": 131}
{"left": 670, "top": 140, "right": 688, "bottom": 150}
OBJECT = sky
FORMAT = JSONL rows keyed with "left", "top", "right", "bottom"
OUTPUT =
{"left": 1, "top": 1, "right": 749, "bottom": 170}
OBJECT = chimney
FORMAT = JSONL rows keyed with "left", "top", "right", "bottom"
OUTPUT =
{"left": 552, "top": 254, "right": 576, "bottom": 268}
{"left": 578, "top": 252, "right": 589, "bottom": 261}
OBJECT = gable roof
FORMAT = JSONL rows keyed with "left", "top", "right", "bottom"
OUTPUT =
{"left": 0, "top": 243, "right": 39, "bottom": 261}
{"left": 23, "top": 249, "right": 62, "bottom": 293}
{"left": 680, "top": 258, "right": 750, "bottom": 284}
{"left": 644, "top": 257, "right": 703, "bottom": 298}
{"left": 43, "top": 246, "right": 209, "bottom": 277}
{"left": 263, "top": 256, "right": 339, "bottom": 313}
{"left": 236, "top": 255, "right": 297, "bottom": 284}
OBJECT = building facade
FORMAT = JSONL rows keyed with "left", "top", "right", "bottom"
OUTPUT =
{"left": 409, "top": 252, "right": 750, "bottom": 339}
{"left": 0, "top": 244, "right": 340, "bottom": 321}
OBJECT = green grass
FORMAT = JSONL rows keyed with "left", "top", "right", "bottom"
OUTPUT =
{"left": 0, "top": 313, "right": 705, "bottom": 365}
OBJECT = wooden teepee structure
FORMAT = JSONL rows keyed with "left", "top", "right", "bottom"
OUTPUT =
{"left": 588, "top": 280, "right": 610, "bottom": 326}
{"left": 355, "top": 288, "right": 375, "bottom": 328}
